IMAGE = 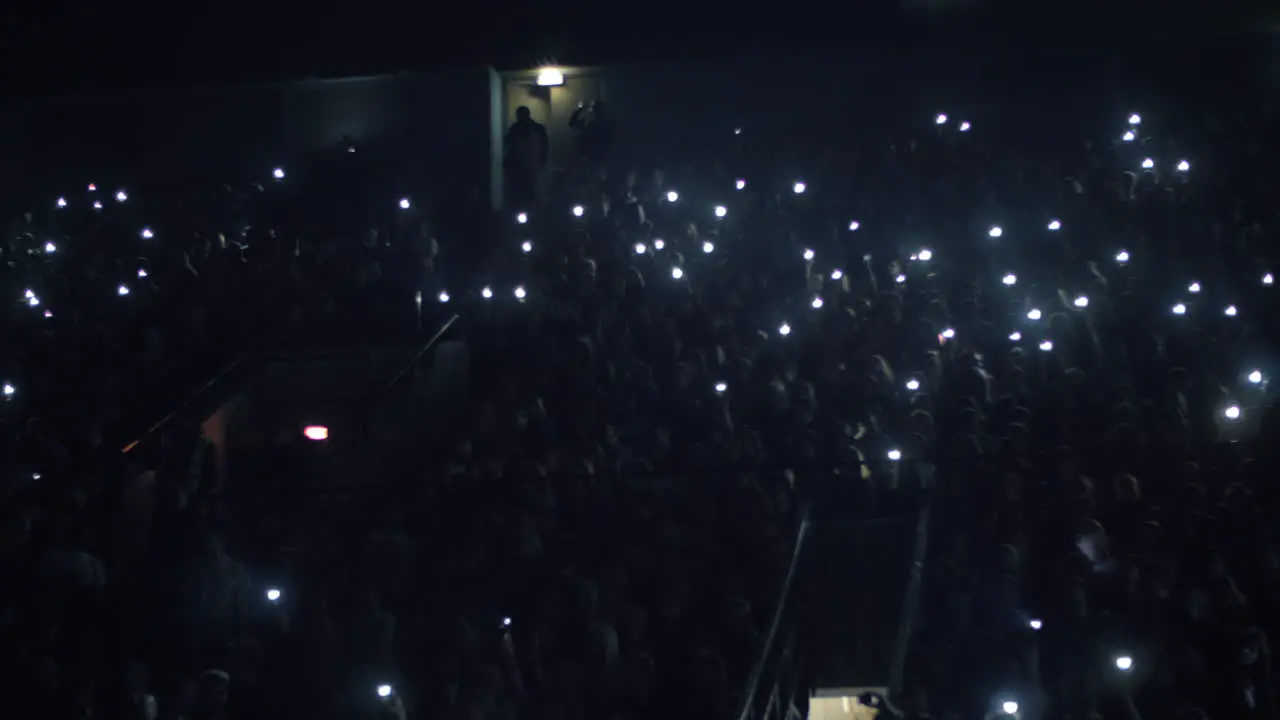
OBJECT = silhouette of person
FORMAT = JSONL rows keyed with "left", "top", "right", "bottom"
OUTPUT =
{"left": 569, "top": 100, "right": 615, "bottom": 164}
{"left": 504, "top": 106, "right": 549, "bottom": 208}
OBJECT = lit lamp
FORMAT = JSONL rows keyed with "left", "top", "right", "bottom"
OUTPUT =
{"left": 535, "top": 68, "right": 565, "bottom": 87}
{"left": 303, "top": 425, "right": 330, "bottom": 441}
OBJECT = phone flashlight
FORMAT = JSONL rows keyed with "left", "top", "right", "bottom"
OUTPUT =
{"left": 438, "top": 291, "right": 450, "bottom": 303}
{"left": 1009, "top": 331, "right": 1022, "bottom": 342}
{"left": 1115, "top": 655, "right": 1133, "bottom": 671}
{"left": 848, "top": 220, "right": 860, "bottom": 231}
{"left": 44, "top": 242, "right": 56, "bottom": 254}
{"left": 1248, "top": 370, "right": 1263, "bottom": 385}
{"left": 1001, "top": 273, "right": 1017, "bottom": 286}
{"left": 1122, "top": 130, "right": 1136, "bottom": 142}
{"left": 666, "top": 191, "right": 679, "bottom": 203}
{"left": 1047, "top": 219, "right": 1061, "bottom": 231}
{"left": 934, "top": 113, "right": 948, "bottom": 125}
{"left": 399, "top": 198, "right": 411, "bottom": 210}
{"left": 1073, "top": 295, "right": 1089, "bottom": 308}
{"left": 634, "top": 242, "right": 647, "bottom": 255}
{"left": 117, "top": 284, "right": 130, "bottom": 296}
{"left": 1029, "top": 619, "right": 1042, "bottom": 630}
{"left": 803, "top": 248, "right": 815, "bottom": 261}
{"left": 941, "top": 327, "right": 956, "bottom": 340}
{"left": 1128, "top": 113, "right": 1142, "bottom": 126}
{"left": 1002, "top": 700, "right": 1019, "bottom": 715}
{"left": 653, "top": 238, "right": 666, "bottom": 251}
{"left": 93, "top": 201, "right": 103, "bottom": 210}
{"left": 702, "top": 241, "right": 715, "bottom": 254}
{"left": 138, "top": 268, "right": 148, "bottom": 279}
{"left": 1141, "top": 158, "right": 1154, "bottom": 170}
{"left": 141, "top": 228, "right": 154, "bottom": 239}
{"left": 906, "top": 378, "right": 920, "bottom": 391}
{"left": 895, "top": 274, "right": 906, "bottom": 284}
{"left": 735, "top": 179, "right": 746, "bottom": 190}
{"left": 521, "top": 240, "right": 533, "bottom": 253}
{"left": 273, "top": 167, "right": 285, "bottom": 180}
{"left": 1265, "top": 273, "right": 1274, "bottom": 286}
{"left": 1188, "top": 281, "right": 1201, "bottom": 294}
{"left": 1039, "top": 339, "right": 1054, "bottom": 352}
{"left": 887, "top": 448, "right": 902, "bottom": 461}
{"left": 1172, "top": 303, "right": 1187, "bottom": 316}
{"left": 1224, "top": 405, "right": 1242, "bottom": 421}
{"left": 572, "top": 205, "right": 584, "bottom": 217}
{"left": 516, "top": 212, "right": 528, "bottom": 224}
{"left": 376, "top": 684, "right": 393, "bottom": 699}
{"left": 792, "top": 181, "right": 806, "bottom": 195}
{"left": 1224, "top": 305, "right": 1238, "bottom": 317}
{"left": 734, "top": 127, "right": 742, "bottom": 135}
{"left": 116, "top": 190, "right": 128, "bottom": 202}
{"left": 514, "top": 285, "right": 527, "bottom": 300}
{"left": 811, "top": 296, "right": 824, "bottom": 309}
{"left": 958, "top": 121, "right": 971, "bottom": 132}
{"left": 714, "top": 205, "right": 727, "bottom": 218}
{"left": 714, "top": 382, "right": 727, "bottom": 394}
{"left": 830, "top": 269, "right": 844, "bottom": 280}
{"left": 1026, "top": 308, "right": 1042, "bottom": 321}
{"left": 481, "top": 286, "right": 493, "bottom": 300}
{"left": 778, "top": 322, "right": 792, "bottom": 337}
{"left": 988, "top": 225, "right": 1003, "bottom": 238}
{"left": 265, "top": 588, "right": 282, "bottom": 603}
{"left": 1176, "top": 159, "right": 1190, "bottom": 173}
{"left": 56, "top": 197, "right": 67, "bottom": 208}
{"left": 3, "top": 383, "right": 14, "bottom": 397}
{"left": 27, "top": 296, "right": 38, "bottom": 307}
{"left": 1115, "top": 250, "right": 1131, "bottom": 264}
{"left": 671, "top": 266, "right": 684, "bottom": 280}
{"left": 43, "top": 310, "right": 52, "bottom": 318}
{"left": 917, "top": 248, "right": 933, "bottom": 261}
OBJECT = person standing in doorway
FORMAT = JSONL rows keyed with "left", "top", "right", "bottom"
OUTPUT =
{"left": 504, "top": 106, "right": 549, "bottom": 209}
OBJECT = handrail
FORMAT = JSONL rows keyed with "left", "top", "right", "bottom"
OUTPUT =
{"left": 382, "top": 313, "right": 459, "bottom": 395}
{"left": 889, "top": 488, "right": 934, "bottom": 696}
{"left": 736, "top": 503, "right": 812, "bottom": 720}
{"left": 120, "top": 354, "right": 251, "bottom": 454}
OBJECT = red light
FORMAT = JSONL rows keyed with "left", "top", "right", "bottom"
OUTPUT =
{"left": 303, "top": 425, "right": 329, "bottom": 441}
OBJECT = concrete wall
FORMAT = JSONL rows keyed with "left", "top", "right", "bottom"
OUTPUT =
{"left": 3, "top": 66, "right": 498, "bottom": 210}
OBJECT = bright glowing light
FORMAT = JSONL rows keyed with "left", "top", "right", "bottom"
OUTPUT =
{"left": 988, "top": 225, "right": 1003, "bottom": 238}
{"left": 778, "top": 322, "right": 792, "bottom": 336}
{"left": 1047, "top": 219, "right": 1061, "bottom": 231}
{"left": 918, "top": 248, "right": 933, "bottom": 262}
{"left": 117, "top": 284, "right": 130, "bottom": 296}
{"left": 887, "top": 448, "right": 902, "bottom": 461}
{"left": 1002, "top": 701, "right": 1019, "bottom": 715}
{"left": 1172, "top": 303, "right": 1187, "bottom": 315}
{"left": 702, "top": 240, "right": 715, "bottom": 254}
{"left": 906, "top": 378, "right": 920, "bottom": 391}
{"left": 714, "top": 382, "right": 727, "bottom": 394}
{"left": 438, "top": 291, "right": 450, "bottom": 303}
{"left": 1263, "top": 273, "right": 1273, "bottom": 286}
{"left": 1009, "top": 331, "right": 1022, "bottom": 342}
{"left": 1116, "top": 656, "right": 1134, "bottom": 671}
{"left": 653, "top": 239, "right": 666, "bottom": 250}
{"left": 1188, "top": 281, "right": 1201, "bottom": 294}
{"left": 521, "top": 240, "right": 533, "bottom": 253}
{"left": 1002, "top": 273, "right": 1017, "bottom": 286}
{"left": 934, "top": 113, "right": 948, "bottom": 125}
{"left": 93, "top": 201, "right": 103, "bottom": 211}
{"left": 803, "top": 248, "right": 815, "bottom": 261}
{"left": 137, "top": 268, "right": 148, "bottom": 278}
{"left": 1248, "top": 370, "right": 1263, "bottom": 385}
{"left": 535, "top": 67, "right": 565, "bottom": 86}
{"left": 43, "top": 310, "right": 52, "bottom": 318}
{"left": 115, "top": 190, "right": 128, "bottom": 202}
{"left": 1177, "top": 159, "right": 1190, "bottom": 173}
{"left": 303, "top": 425, "right": 329, "bottom": 441}
{"left": 666, "top": 191, "right": 679, "bottom": 203}
{"left": 941, "top": 327, "right": 956, "bottom": 339}
{"left": 400, "top": 198, "right": 411, "bottom": 210}
{"left": 734, "top": 127, "right": 742, "bottom": 135}
{"left": 959, "top": 121, "right": 971, "bottom": 132}
{"left": 2, "top": 383, "right": 14, "bottom": 397}
{"left": 56, "top": 197, "right": 67, "bottom": 208}
{"left": 811, "top": 296, "right": 824, "bottom": 309}
{"left": 44, "top": 242, "right": 56, "bottom": 254}
{"left": 792, "top": 181, "right": 806, "bottom": 195}
{"left": 23, "top": 289, "right": 34, "bottom": 299}
{"left": 273, "top": 167, "right": 285, "bottom": 179}
{"left": 1122, "top": 130, "right": 1136, "bottom": 142}
{"left": 671, "top": 267, "right": 684, "bottom": 280}
{"left": 1115, "top": 250, "right": 1131, "bottom": 264}
{"left": 848, "top": 221, "right": 860, "bottom": 231}
{"left": 1224, "top": 305, "right": 1238, "bottom": 317}
{"left": 514, "top": 285, "right": 527, "bottom": 300}
{"left": 481, "top": 286, "right": 493, "bottom": 299}
{"left": 376, "top": 684, "right": 393, "bottom": 698}
{"left": 714, "top": 205, "right": 727, "bottom": 218}
{"left": 1128, "top": 113, "right": 1142, "bottom": 126}
{"left": 1027, "top": 308, "right": 1042, "bottom": 321}
{"left": 634, "top": 242, "right": 647, "bottom": 255}
{"left": 516, "top": 212, "right": 528, "bottom": 224}
{"left": 88, "top": 183, "right": 96, "bottom": 192}
{"left": 1029, "top": 619, "right": 1042, "bottom": 630}
{"left": 735, "top": 179, "right": 746, "bottom": 190}
{"left": 1141, "top": 158, "right": 1154, "bottom": 170}
{"left": 27, "top": 296, "right": 38, "bottom": 307}
{"left": 140, "top": 228, "right": 154, "bottom": 239}
{"left": 266, "top": 588, "right": 282, "bottom": 602}
{"left": 1073, "top": 295, "right": 1089, "bottom": 308}
{"left": 572, "top": 204, "right": 584, "bottom": 217}
{"left": 830, "top": 269, "right": 844, "bottom": 280}
{"left": 1039, "top": 340, "right": 1054, "bottom": 352}
{"left": 895, "top": 274, "right": 906, "bottom": 284}
{"left": 1224, "top": 405, "right": 1241, "bottom": 420}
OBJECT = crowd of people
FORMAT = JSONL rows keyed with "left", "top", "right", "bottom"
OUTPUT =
{"left": 2, "top": 66, "right": 1279, "bottom": 720}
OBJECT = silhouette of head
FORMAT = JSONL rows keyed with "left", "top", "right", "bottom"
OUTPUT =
{"left": 516, "top": 106, "right": 532, "bottom": 122}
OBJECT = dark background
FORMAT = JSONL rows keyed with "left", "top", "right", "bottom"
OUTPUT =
{"left": 3, "top": 0, "right": 1279, "bottom": 97}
